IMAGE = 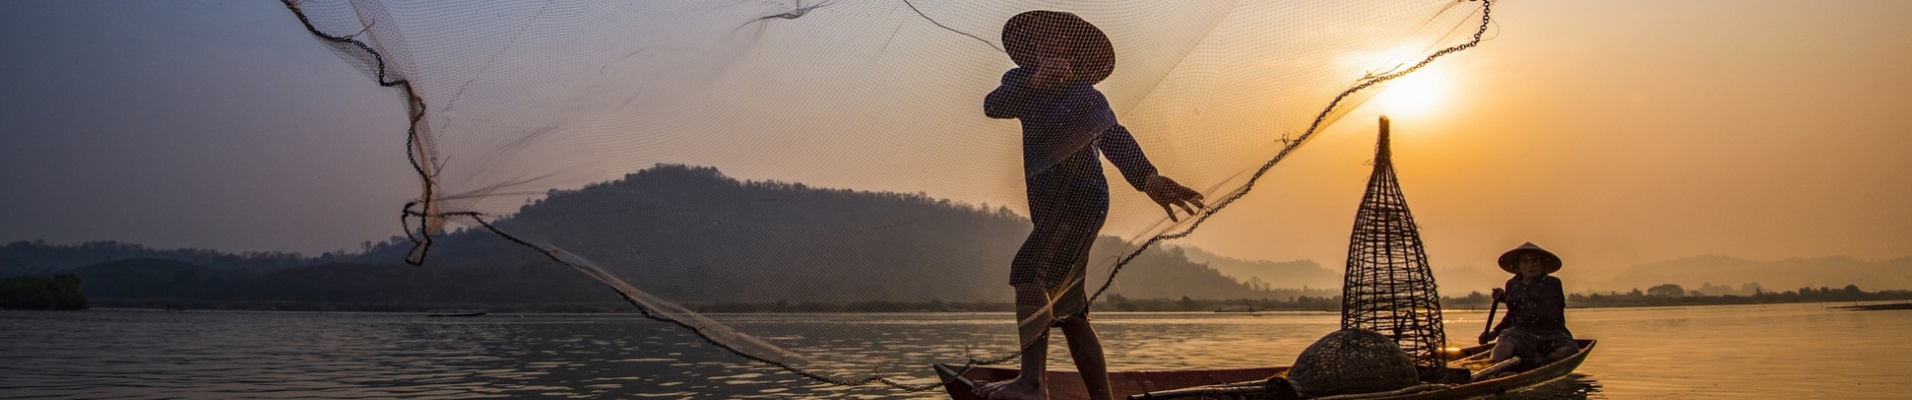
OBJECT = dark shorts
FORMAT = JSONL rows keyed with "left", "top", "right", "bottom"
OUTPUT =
{"left": 1008, "top": 149, "right": 1108, "bottom": 290}
{"left": 1497, "top": 327, "right": 1577, "bottom": 369}
{"left": 1048, "top": 278, "right": 1091, "bottom": 321}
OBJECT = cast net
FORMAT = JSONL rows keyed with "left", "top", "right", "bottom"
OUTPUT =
{"left": 282, "top": 0, "right": 1494, "bottom": 390}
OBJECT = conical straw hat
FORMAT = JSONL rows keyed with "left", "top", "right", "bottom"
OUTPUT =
{"left": 1003, "top": 11, "right": 1115, "bottom": 85}
{"left": 1497, "top": 242, "right": 1562, "bottom": 274}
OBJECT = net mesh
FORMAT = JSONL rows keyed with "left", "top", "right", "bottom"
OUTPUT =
{"left": 281, "top": 0, "right": 1494, "bottom": 390}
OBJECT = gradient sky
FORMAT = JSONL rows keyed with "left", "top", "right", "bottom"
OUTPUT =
{"left": 1191, "top": 0, "right": 1912, "bottom": 283}
{"left": 2, "top": 0, "right": 1908, "bottom": 284}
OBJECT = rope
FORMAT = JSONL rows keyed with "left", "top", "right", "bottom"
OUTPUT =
{"left": 447, "top": 210, "right": 1028, "bottom": 391}
{"left": 280, "top": 0, "right": 439, "bottom": 265}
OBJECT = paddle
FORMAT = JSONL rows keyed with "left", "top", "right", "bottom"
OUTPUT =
{"left": 1478, "top": 298, "right": 1500, "bottom": 345}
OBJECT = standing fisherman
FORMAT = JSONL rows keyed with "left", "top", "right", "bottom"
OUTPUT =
{"left": 976, "top": 10, "right": 1206, "bottom": 400}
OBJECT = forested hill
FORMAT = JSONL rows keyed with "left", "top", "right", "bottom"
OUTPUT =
{"left": 1175, "top": 246, "right": 1341, "bottom": 290}
{"left": 13, "top": 165, "right": 1302, "bottom": 308}
{"left": 404, "top": 164, "right": 1293, "bottom": 303}
{"left": 0, "top": 240, "right": 336, "bottom": 276}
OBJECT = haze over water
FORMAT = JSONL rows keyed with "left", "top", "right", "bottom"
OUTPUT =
{"left": 4, "top": 303, "right": 1906, "bottom": 399}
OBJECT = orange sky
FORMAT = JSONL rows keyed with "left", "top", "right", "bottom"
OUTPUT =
{"left": 1183, "top": 0, "right": 1912, "bottom": 282}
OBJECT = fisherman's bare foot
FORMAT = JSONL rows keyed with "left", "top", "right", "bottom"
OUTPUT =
{"left": 975, "top": 377, "right": 1045, "bottom": 400}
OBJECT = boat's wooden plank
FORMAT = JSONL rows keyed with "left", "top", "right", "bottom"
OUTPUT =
{"left": 938, "top": 364, "right": 1288, "bottom": 400}
{"left": 938, "top": 339, "right": 1595, "bottom": 400}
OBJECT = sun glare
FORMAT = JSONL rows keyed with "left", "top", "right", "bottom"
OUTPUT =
{"left": 1372, "top": 66, "right": 1448, "bottom": 118}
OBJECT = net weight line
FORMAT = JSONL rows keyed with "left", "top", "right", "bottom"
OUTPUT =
{"left": 453, "top": 209, "right": 1026, "bottom": 391}
{"left": 281, "top": 0, "right": 448, "bottom": 266}
{"left": 282, "top": 0, "right": 1494, "bottom": 391}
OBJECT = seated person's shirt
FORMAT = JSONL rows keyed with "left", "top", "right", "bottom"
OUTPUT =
{"left": 1494, "top": 275, "right": 1571, "bottom": 338}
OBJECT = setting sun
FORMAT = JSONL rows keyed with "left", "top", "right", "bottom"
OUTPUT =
{"left": 1372, "top": 64, "right": 1449, "bottom": 118}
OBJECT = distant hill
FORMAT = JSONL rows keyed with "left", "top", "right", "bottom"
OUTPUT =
{"left": 446, "top": 164, "right": 1290, "bottom": 303}
{"left": 1431, "top": 265, "right": 1514, "bottom": 296}
{"left": 0, "top": 240, "right": 337, "bottom": 276}
{"left": 51, "top": 257, "right": 632, "bottom": 312}
{"left": 19, "top": 165, "right": 1298, "bottom": 308}
{"left": 1170, "top": 245, "right": 1508, "bottom": 298}
{"left": 1105, "top": 245, "right": 1336, "bottom": 301}
{"left": 1173, "top": 245, "right": 1340, "bottom": 290}
{"left": 1593, "top": 255, "right": 1912, "bottom": 293}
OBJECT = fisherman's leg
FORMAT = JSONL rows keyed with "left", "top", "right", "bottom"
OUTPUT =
{"left": 1057, "top": 294, "right": 1111, "bottom": 400}
{"left": 1488, "top": 330, "right": 1519, "bottom": 363}
{"left": 1058, "top": 319, "right": 1109, "bottom": 400}
{"left": 1546, "top": 345, "right": 1575, "bottom": 362}
{"left": 1483, "top": 336, "right": 1514, "bottom": 363}
{"left": 1545, "top": 337, "right": 1578, "bottom": 362}
{"left": 979, "top": 284, "right": 1053, "bottom": 400}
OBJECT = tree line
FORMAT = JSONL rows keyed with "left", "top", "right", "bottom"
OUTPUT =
{"left": 0, "top": 274, "right": 88, "bottom": 310}
{"left": 1441, "top": 283, "right": 1912, "bottom": 309}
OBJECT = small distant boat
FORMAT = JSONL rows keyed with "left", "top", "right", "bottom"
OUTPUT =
{"left": 426, "top": 310, "right": 488, "bottom": 317}
{"left": 934, "top": 339, "right": 1596, "bottom": 400}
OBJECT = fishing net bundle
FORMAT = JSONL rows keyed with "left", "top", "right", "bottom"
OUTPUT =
{"left": 282, "top": 0, "right": 1493, "bottom": 390}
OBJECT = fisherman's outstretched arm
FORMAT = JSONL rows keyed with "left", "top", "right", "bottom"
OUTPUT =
{"left": 1096, "top": 124, "right": 1159, "bottom": 191}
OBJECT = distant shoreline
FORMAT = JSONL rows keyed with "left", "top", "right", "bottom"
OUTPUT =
{"left": 1831, "top": 302, "right": 1912, "bottom": 311}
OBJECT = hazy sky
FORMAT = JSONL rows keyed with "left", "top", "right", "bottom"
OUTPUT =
{"left": 2, "top": 0, "right": 1907, "bottom": 283}
{"left": 1190, "top": 0, "right": 1912, "bottom": 282}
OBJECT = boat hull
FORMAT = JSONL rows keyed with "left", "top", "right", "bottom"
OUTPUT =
{"left": 934, "top": 339, "right": 1596, "bottom": 400}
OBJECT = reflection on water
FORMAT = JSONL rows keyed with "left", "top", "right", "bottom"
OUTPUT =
{"left": 2, "top": 302, "right": 1908, "bottom": 399}
{"left": 1506, "top": 373, "right": 1601, "bottom": 400}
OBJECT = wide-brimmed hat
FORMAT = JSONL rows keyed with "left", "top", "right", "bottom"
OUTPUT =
{"left": 1497, "top": 242, "right": 1562, "bottom": 274}
{"left": 1003, "top": 11, "right": 1115, "bottom": 85}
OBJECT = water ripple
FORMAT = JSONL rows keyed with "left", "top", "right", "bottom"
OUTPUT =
{"left": 3, "top": 304, "right": 1908, "bottom": 399}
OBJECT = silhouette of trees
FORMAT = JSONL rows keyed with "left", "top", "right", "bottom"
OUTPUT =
{"left": 1646, "top": 284, "right": 1686, "bottom": 298}
{"left": 0, "top": 274, "right": 88, "bottom": 310}
{"left": 1561, "top": 283, "right": 1911, "bottom": 308}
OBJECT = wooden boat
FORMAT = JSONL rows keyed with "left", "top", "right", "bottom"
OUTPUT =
{"left": 934, "top": 339, "right": 1595, "bottom": 400}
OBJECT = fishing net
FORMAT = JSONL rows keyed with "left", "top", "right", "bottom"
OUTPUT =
{"left": 282, "top": 0, "right": 1493, "bottom": 390}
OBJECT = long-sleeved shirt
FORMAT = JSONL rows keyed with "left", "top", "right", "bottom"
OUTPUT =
{"left": 1492, "top": 275, "right": 1572, "bottom": 337}
{"left": 987, "top": 67, "right": 1163, "bottom": 287}
{"left": 984, "top": 67, "right": 1157, "bottom": 194}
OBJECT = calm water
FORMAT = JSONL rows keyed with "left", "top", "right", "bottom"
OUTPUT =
{"left": 3, "top": 303, "right": 1908, "bottom": 399}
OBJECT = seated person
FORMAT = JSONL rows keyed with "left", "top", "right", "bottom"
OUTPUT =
{"left": 1479, "top": 242, "right": 1578, "bottom": 370}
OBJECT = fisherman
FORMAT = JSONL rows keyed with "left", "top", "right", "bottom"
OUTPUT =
{"left": 976, "top": 10, "right": 1206, "bottom": 400}
{"left": 1480, "top": 242, "right": 1579, "bottom": 370}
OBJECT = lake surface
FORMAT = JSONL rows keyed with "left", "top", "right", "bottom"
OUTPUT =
{"left": 3, "top": 303, "right": 1908, "bottom": 399}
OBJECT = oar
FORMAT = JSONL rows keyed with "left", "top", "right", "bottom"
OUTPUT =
{"left": 1478, "top": 298, "right": 1500, "bottom": 345}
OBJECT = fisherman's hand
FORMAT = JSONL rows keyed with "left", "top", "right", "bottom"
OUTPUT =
{"left": 1478, "top": 331, "right": 1496, "bottom": 345}
{"left": 1144, "top": 175, "right": 1206, "bottom": 222}
{"left": 1491, "top": 288, "right": 1507, "bottom": 302}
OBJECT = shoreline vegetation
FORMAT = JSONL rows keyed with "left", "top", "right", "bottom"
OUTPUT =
{"left": 0, "top": 275, "right": 89, "bottom": 310}
{"left": 38, "top": 285, "right": 1912, "bottom": 314}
